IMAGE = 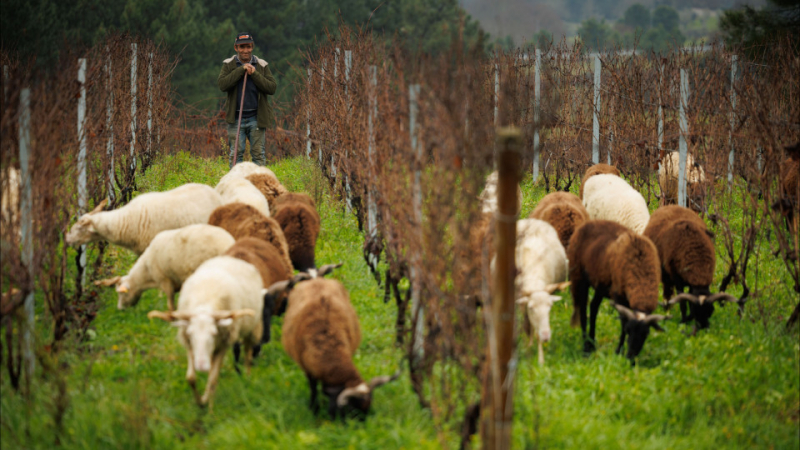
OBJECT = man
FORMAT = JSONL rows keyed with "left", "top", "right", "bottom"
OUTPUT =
{"left": 218, "top": 32, "right": 277, "bottom": 167}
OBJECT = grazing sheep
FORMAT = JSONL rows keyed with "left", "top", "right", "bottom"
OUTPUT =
{"left": 214, "top": 175, "right": 271, "bottom": 218}
{"left": 528, "top": 191, "right": 589, "bottom": 250}
{"left": 579, "top": 163, "right": 620, "bottom": 199}
{"left": 273, "top": 275, "right": 399, "bottom": 420}
{"left": 644, "top": 205, "right": 740, "bottom": 330}
{"left": 583, "top": 174, "right": 650, "bottom": 234}
{"left": 568, "top": 220, "right": 669, "bottom": 362}
{"left": 224, "top": 237, "right": 292, "bottom": 344}
{"left": 147, "top": 256, "right": 263, "bottom": 409}
{"left": 208, "top": 202, "right": 293, "bottom": 271}
{"left": 658, "top": 151, "right": 707, "bottom": 213}
{"left": 270, "top": 192, "right": 321, "bottom": 272}
{"left": 245, "top": 172, "right": 287, "bottom": 207}
{"left": 513, "top": 218, "right": 571, "bottom": 366}
{"left": 95, "top": 224, "right": 235, "bottom": 311}
{"left": 66, "top": 183, "right": 222, "bottom": 255}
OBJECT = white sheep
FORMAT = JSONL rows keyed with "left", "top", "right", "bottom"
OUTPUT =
{"left": 479, "top": 170, "right": 522, "bottom": 214}
{"left": 214, "top": 175, "right": 271, "bottom": 218}
{"left": 95, "top": 224, "right": 236, "bottom": 311}
{"left": 658, "top": 151, "right": 707, "bottom": 213}
{"left": 224, "top": 161, "right": 277, "bottom": 180}
{"left": 512, "top": 218, "right": 571, "bottom": 366}
{"left": 148, "top": 256, "right": 264, "bottom": 409}
{"left": 66, "top": 183, "right": 223, "bottom": 254}
{"left": 583, "top": 174, "right": 650, "bottom": 234}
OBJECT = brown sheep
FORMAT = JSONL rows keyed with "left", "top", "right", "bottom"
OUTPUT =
{"left": 245, "top": 172, "right": 288, "bottom": 207}
{"left": 528, "top": 191, "right": 589, "bottom": 250}
{"left": 579, "top": 163, "right": 620, "bottom": 199}
{"left": 225, "top": 237, "right": 292, "bottom": 346}
{"left": 568, "top": 220, "right": 669, "bottom": 362}
{"left": 208, "top": 202, "right": 293, "bottom": 271}
{"left": 644, "top": 205, "right": 740, "bottom": 330}
{"left": 273, "top": 275, "right": 399, "bottom": 420}
{"left": 270, "top": 192, "right": 321, "bottom": 272}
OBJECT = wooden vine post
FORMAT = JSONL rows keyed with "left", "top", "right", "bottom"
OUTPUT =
{"left": 481, "top": 127, "right": 522, "bottom": 449}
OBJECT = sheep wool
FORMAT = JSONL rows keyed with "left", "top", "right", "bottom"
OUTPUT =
{"left": 214, "top": 175, "right": 271, "bottom": 218}
{"left": 583, "top": 174, "right": 650, "bottom": 234}
{"left": 245, "top": 173, "right": 288, "bottom": 207}
{"left": 66, "top": 183, "right": 223, "bottom": 255}
{"left": 271, "top": 192, "right": 321, "bottom": 272}
{"left": 658, "top": 151, "right": 706, "bottom": 211}
{"left": 106, "top": 224, "right": 236, "bottom": 311}
{"left": 579, "top": 163, "right": 620, "bottom": 199}
{"left": 528, "top": 191, "right": 589, "bottom": 250}
{"left": 208, "top": 202, "right": 293, "bottom": 271}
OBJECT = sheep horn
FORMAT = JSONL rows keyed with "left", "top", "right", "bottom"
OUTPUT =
{"left": 292, "top": 273, "right": 312, "bottom": 284}
{"left": 368, "top": 368, "right": 402, "bottom": 390}
{"left": 704, "top": 293, "right": 738, "bottom": 304}
{"left": 267, "top": 280, "right": 293, "bottom": 295}
{"left": 89, "top": 198, "right": 108, "bottom": 214}
{"left": 544, "top": 281, "right": 571, "bottom": 294}
{"left": 336, "top": 382, "right": 370, "bottom": 407}
{"left": 94, "top": 276, "right": 121, "bottom": 287}
{"left": 318, "top": 262, "right": 344, "bottom": 277}
{"left": 644, "top": 314, "right": 672, "bottom": 331}
{"left": 667, "top": 293, "right": 700, "bottom": 306}
{"left": 611, "top": 303, "right": 638, "bottom": 321}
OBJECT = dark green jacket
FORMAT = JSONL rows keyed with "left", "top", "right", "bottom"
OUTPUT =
{"left": 218, "top": 54, "right": 277, "bottom": 128}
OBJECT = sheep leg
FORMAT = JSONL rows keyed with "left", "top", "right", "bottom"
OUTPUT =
{"left": 306, "top": 373, "right": 320, "bottom": 414}
{"left": 232, "top": 343, "right": 242, "bottom": 375}
{"left": 161, "top": 280, "right": 175, "bottom": 312}
{"left": 185, "top": 352, "right": 202, "bottom": 406}
{"left": 200, "top": 351, "right": 226, "bottom": 409}
{"left": 585, "top": 290, "right": 604, "bottom": 353}
{"left": 243, "top": 343, "right": 253, "bottom": 377}
{"left": 537, "top": 341, "right": 545, "bottom": 366}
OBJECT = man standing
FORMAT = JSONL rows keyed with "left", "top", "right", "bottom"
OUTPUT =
{"left": 218, "top": 32, "right": 277, "bottom": 167}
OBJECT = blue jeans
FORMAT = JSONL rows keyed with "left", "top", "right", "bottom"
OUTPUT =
{"left": 228, "top": 116, "right": 266, "bottom": 168}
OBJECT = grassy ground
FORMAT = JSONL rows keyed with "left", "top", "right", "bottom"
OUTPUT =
{"left": 2, "top": 152, "right": 798, "bottom": 449}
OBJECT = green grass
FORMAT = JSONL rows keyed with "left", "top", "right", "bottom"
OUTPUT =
{"left": 2, "top": 152, "right": 798, "bottom": 449}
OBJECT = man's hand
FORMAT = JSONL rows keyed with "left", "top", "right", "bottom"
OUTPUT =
{"left": 243, "top": 63, "right": 255, "bottom": 75}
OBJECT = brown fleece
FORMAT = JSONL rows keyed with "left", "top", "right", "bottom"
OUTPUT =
{"left": 245, "top": 173, "right": 288, "bottom": 207}
{"left": 580, "top": 163, "right": 620, "bottom": 199}
{"left": 529, "top": 191, "right": 589, "bottom": 250}
{"left": 271, "top": 192, "right": 316, "bottom": 212}
{"left": 225, "top": 237, "right": 292, "bottom": 314}
{"left": 282, "top": 279, "right": 364, "bottom": 388}
{"left": 208, "top": 202, "right": 293, "bottom": 271}
{"left": 781, "top": 157, "right": 799, "bottom": 207}
{"left": 644, "top": 205, "right": 715, "bottom": 295}
{"left": 568, "top": 220, "right": 660, "bottom": 327}
{"left": 271, "top": 193, "right": 321, "bottom": 272}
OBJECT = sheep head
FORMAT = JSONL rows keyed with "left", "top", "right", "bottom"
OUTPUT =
{"left": 612, "top": 303, "right": 671, "bottom": 362}
{"left": 329, "top": 369, "right": 401, "bottom": 420}
{"left": 515, "top": 281, "right": 570, "bottom": 345}
{"left": 95, "top": 276, "right": 142, "bottom": 310}
{"left": 65, "top": 199, "right": 108, "bottom": 247}
{"left": 148, "top": 308, "right": 255, "bottom": 372}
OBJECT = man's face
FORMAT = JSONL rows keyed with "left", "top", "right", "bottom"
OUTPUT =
{"left": 234, "top": 43, "right": 253, "bottom": 62}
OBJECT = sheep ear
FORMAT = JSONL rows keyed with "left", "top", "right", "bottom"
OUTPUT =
{"left": 549, "top": 295, "right": 562, "bottom": 302}
{"left": 267, "top": 280, "right": 293, "bottom": 297}
{"left": 217, "top": 318, "right": 234, "bottom": 327}
{"left": 115, "top": 282, "right": 130, "bottom": 293}
{"left": 368, "top": 368, "right": 402, "bottom": 390}
{"left": 147, "top": 310, "right": 175, "bottom": 322}
{"left": 171, "top": 320, "right": 188, "bottom": 328}
{"left": 318, "top": 262, "right": 343, "bottom": 277}
{"left": 94, "top": 276, "right": 121, "bottom": 287}
{"left": 515, "top": 297, "right": 529, "bottom": 305}
{"left": 89, "top": 198, "right": 108, "bottom": 214}
{"left": 612, "top": 303, "right": 637, "bottom": 321}
{"left": 544, "top": 281, "right": 571, "bottom": 294}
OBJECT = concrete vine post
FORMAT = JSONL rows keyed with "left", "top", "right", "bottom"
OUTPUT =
{"left": 408, "top": 83, "right": 424, "bottom": 364}
{"left": 728, "top": 55, "right": 737, "bottom": 185}
{"left": 678, "top": 68, "right": 689, "bottom": 208}
{"left": 482, "top": 127, "right": 522, "bottom": 450}
{"left": 319, "top": 59, "right": 325, "bottom": 165}
{"left": 106, "top": 47, "right": 116, "bottom": 203}
{"left": 147, "top": 52, "right": 153, "bottom": 164}
{"left": 19, "top": 87, "right": 34, "bottom": 393}
{"left": 306, "top": 68, "right": 312, "bottom": 159}
{"left": 658, "top": 62, "right": 664, "bottom": 171}
{"left": 532, "top": 49, "right": 541, "bottom": 182}
{"left": 331, "top": 48, "right": 339, "bottom": 179}
{"left": 367, "top": 65, "right": 378, "bottom": 267}
{"left": 344, "top": 50, "right": 353, "bottom": 212}
{"left": 77, "top": 58, "right": 88, "bottom": 288}
{"left": 130, "top": 43, "right": 138, "bottom": 177}
{"left": 592, "top": 54, "right": 601, "bottom": 164}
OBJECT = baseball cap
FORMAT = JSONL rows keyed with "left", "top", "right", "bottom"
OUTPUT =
{"left": 235, "top": 32, "right": 254, "bottom": 45}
